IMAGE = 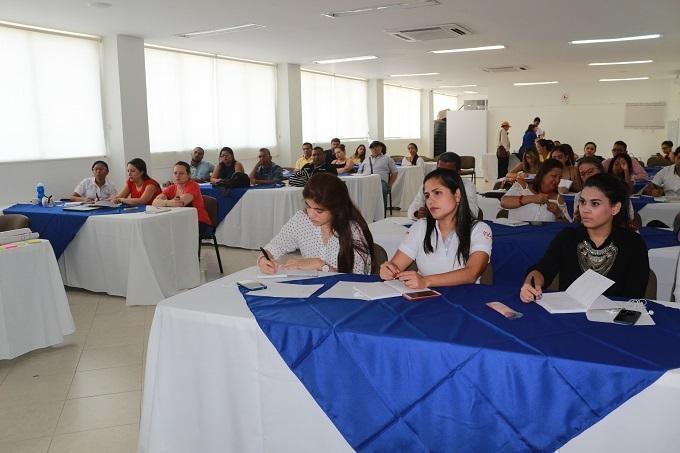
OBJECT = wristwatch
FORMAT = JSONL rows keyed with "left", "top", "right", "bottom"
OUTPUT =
{"left": 321, "top": 263, "right": 330, "bottom": 272}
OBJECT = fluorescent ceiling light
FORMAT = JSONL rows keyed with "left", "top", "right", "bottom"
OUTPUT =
{"left": 599, "top": 77, "right": 649, "bottom": 82}
{"left": 87, "top": 2, "right": 112, "bottom": 7}
{"left": 570, "top": 34, "right": 661, "bottom": 44}
{"left": 513, "top": 81, "right": 559, "bottom": 86}
{"left": 438, "top": 84, "right": 477, "bottom": 88}
{"left": 390, "top": 72, "right": 439, "bottom": 77}
{"left": 463, "top": 91, "right": 479, "bottom": 94}
{"left": 314, "top": 55, "right": 378, "bottom": 64}
{"left": 175, "top": 23, "right": 265, "bottom": 38}
{"left": 588, "top": 60, "right": 653, "bottom": 66}
{"left": 430, "top": 45, "right": 505, "bottom": 54}
{"left": 323, "top": 0, "right": 440, "bottom": 18}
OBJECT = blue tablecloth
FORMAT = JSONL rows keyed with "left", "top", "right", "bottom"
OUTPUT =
{"left": 198, "top": 183, "right": 284, "bottom": 224}
{"left": 489, "top": 222, "right": 676, "bottom": 286}
{"left": 563, "top": 193, "right": 658, "bottom": 218}
{"left": 3, "top": 204, "right": 145, "bottom": 258}
{"left": 243, "top": 274, "right": 680, "bottom": 452}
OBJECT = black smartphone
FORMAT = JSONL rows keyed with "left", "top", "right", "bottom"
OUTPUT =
{"left": 237, "top": 280, "right": 267, "bottom": 291}
{"left": 613, "top": 309, "right": 642, "bottom": 325}
{"left": 403, "top": 290, "right": 441, "bottom": 301}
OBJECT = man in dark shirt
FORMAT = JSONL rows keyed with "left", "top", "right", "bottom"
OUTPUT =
{"left": 289, "top": 147, "right": 337, "bottom": 186}
{"left": 324, "top": 138, "right": 340, "bottom": 164}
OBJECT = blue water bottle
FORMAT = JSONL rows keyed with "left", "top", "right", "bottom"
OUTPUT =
{"left": 36, "top": 183, "right": 45, "bottom": 206}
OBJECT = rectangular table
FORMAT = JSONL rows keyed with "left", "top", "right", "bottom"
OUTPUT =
{"left": 0, "top": 239, "right": 74, "bottom": 359}
{"left": 140, "top": 267, "right": 680, "bottom": 452}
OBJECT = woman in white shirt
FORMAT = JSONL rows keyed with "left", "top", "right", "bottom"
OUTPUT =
{"left": 401, "top": 143, "right": 424, "bottom": 167}
{"left": 259, "top": 173, "right": 374, "bottom": 274}
{"left": 380, "top": 169, "right": 492, "bottom": 289}
{"left": 70, "top": 160, "right": 118, "bottom": 202}
{"left": 500, "top": 158, "right": 570, "bottom": 222}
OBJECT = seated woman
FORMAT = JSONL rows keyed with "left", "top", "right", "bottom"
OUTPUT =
{"left": 71, "top": 160, "right": 118, "bottom": 202}
{"left": 578, "top": 141, "right": 603, "bottom": 163}
{"left": 501, "top": 159, "right": 570, "bottom": 222}
{"left": 379, "top": 169, "right": 492, "bottom": 289}
{"left": 506, "top": 148, "right": 541, "bottom": 185}
{"left": 259, "top": 173, "right": 374, "bottom": 274}
{"left": 331, "top": 144, "right": 354, "bottom": 174}
{"left": 401, "top": 143, "right": 424, "bottom": 167}
{"left": 210, "top": 147, "right": 245, "bottom": 184}
{"left": 352, "top": 144, "right": 366, "bottom": 165}
{"left": 550, "top": 144, "right": 580, "bottom": 192}
{"left": 520, "top": 173, "right": 649, "bottom": 302}
{"left": 111, "top": 158, "right": 161, "bottom": 205}
{"left": 153, "top": 161, "right": 212, "bottom": 235}
{"left": 607, "top": 152, "right": 635, "bottom": 194}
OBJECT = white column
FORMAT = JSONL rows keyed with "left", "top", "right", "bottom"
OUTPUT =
{"left": 101, "top": 35, "right": 151, "bottom": 185}
{"left": 421, "top": 89, "right": 434, "bottom": 157}
{"left": 367, "top": 79, "right": 384, "bottom": 142}
{"left": 276, "top": 63, "right": 303, "bottom": 166}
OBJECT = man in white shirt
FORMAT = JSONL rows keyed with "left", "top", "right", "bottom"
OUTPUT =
{"left": 407, "top": 152, "right": 479, "bottom": 220}
{"left": 358, "top": 141, "right": 398, "bottom": 210}
{"left": 70, "top": 160, "right": 118, "bottom": 202}
{"left": 643, "top": 146, "right": 680, "bottom": 197}
{"left": 497, "top": 121, "right": 511, "bottom": 177}
{"left": 533, "top": 117, "right": 545, "bottom": 139}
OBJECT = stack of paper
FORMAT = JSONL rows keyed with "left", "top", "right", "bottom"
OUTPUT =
{"left": 245, "top": 282, "right": 323, "bottom": 298}
{"left": 319, "top": 279, "right": 425, "bottom": 301}
{"left": 537, "top": 269, "right": 614, "bottom": 314}
{"left": 0, "top": 228, "right": 39, "bottom": 246}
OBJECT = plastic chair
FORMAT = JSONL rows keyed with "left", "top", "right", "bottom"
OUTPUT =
{"left": 459, "top": 156, "right": 476, "bottom": 183}
{"left": 477, "top": 208, "right": 483, "bottom": 220}
{"left": 370, "top": 243, "right": 388, "bottom": 275}
{"left": 0, "top": 214, "right": 31, "bottom": 232}
{"left": 199, "top": 195, "right": 223, "bottom": 274}
{"left": 496, "top": 209, "right": 509, "bottom": 219}
{"left": 391, "top": 155, "right": 404, "bottom": 164}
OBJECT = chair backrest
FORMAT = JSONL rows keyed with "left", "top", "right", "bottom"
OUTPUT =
{"left": 460, "top": 156, "right": 475, "bottom": 170}
{"left": 674, "top": 212, "right": 680, "bottom": 234}
{"left": 496, "top": 209, "right": 509, "bottom": 219}
{"left": 201, "top": 195, "right": 219, "bottom": 227}
{"left": 0, "top": 214, "right": 31, "bottom": 232}
{"left": 391, "top": 155, "right": 404, "bottom": 164}
{"left": 371, "top": 243, "right": 388, "bottom": 275}
{"left": 477, "top": 208, "right": 483, "bottom": 220}
{"left": 646, "top": 157, "right": 670, "bottom": 167}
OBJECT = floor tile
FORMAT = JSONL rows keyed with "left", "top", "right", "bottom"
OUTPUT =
{"left": 0, "top": 436, "right": 51, "bottom": 453}
{"left": 95, "top": 298, "right": 145, "bottom": 316}
{"left": 49, "top": 424, "right": 139, "bottom": 453}
{"left": 77, "top": 344, "right": 143, "bottom": 372}
{"left": 9, "top": 349, "right": 81, "bottom": 378}
{"left": 68, "top": 366, "right": 142, "bottom": 399}
{"left": 85, "top": 323, "right": 146, "bottom": 349}
{"left": 0, "top": 372, "right": 72, "bottom": 404}
{"left": 55, "top": 391, "right": 141, "bottom": 435}
{"left": 0, "top": 401, "right": 64, "bottom": 442}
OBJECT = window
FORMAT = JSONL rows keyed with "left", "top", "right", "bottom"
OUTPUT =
{"left": 384, "top": 84, "right": 421, "bottom": 139}
{"left": 433, "top": 93, "right": 458, "bottom": 119}
{"left": 0, "top": 25, "right": 105, "bottom": 162}
{"left": 301, "top": 71, "right": 369, "bottom": 143}
{"left": 145, "top": 47, "right": 277, "bottom": 153}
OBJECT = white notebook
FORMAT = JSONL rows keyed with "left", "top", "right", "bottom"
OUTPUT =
{"left": 537, "top": 269, "right": 614, "bottom": 314}
{"left": 319, "top": 279, "right": 426, "bottom": 301}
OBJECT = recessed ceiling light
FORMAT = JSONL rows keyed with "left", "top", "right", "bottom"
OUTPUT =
{"left": 438, "top": 84, "right": 477, "bottom": 88}
{"left": 513, "top": 81, "right": 559, "bottom": 86}
{"left": 569, "top": 34, "right": 661, "bottom": 44}
{"left": 430, "top": 45, "right": 505, "bottom": 54}
{"left": 588, "top": 60, "right": 653, "bottom": 66}
{"left": 314, "top": 55, "right": 378, "bottom": 64}
{"left": 175, "top": 24, "right": 265, "bottom": 38}
{"left": 323, "top": 0, "right": 440, "bottom": 18}
{"left": 599, "top": 77, "right": 650, "bottom": 82}
{"left": 390, "top": 72, "right": 439, "bottom": 77}
{"left": 88, "top": 1, "right": 112, "bottom": 7}
{"left": 463, "top": 91, "right": 479, "bottom": 94}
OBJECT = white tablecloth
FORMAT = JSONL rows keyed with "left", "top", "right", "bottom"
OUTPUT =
{"left": 477, "top": 195, "right": 502, "bottom": 220}
{"left": 58, "top": 208, "right": 200, "bottom": 306}
{"left": 340, "top": 174, "right": 384, "bottom": 222}
{"left": 391, "top": 166, "right": 425, "bottom": 210}
{"left": 0, "top": 240, "right": 74, "bottom": 359}
{"left": 140, "top": 267, "right": 680, "bottom": 453}
{"left": 369, "top": 218, "right": 679, "bottom": 300}
{"left": 639, "top": 202, "right": 680, "bottom": 227}
{"left": 424, "top": 161, "right": 437, "bottom": 174}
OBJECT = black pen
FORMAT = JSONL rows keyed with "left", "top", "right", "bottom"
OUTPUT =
{"left": 530, "top": 276, "right": 537, "bottom": 301}
{"left": 259, "top": 247, "right": 272, "bottom": 262}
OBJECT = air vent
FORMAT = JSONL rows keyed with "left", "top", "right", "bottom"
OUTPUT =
{"left": 387, "top": 23, "right": 471, "bottom": 42}
{"left": 482, "top": 66, "right": 529, "bottom": 73}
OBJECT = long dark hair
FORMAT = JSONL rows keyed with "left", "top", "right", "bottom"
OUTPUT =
{"left": 522, "top": 148, "right": 541, "bottom": 173}
{"left": 607, "top": 153, "right": 633, "bottom": 181}
{"left": 422, "top": 169, "right": 475, "bottom": 264}
{"left": 303, "top": 173, "right": 374, "bottom": 273}
{"left": 219, "top": 146, "right": 236, "bottom": 170}
{"left": 525, "top": 124, "right": 536, "bottom": 133}
{"left": 408, "top": 143, "right": 419, "bottom": 164}
{"left": 128, "top": 158, "right": 151, "bottom": 181}
{"left": 583, "top": 173, "right": 630, "bottom": 228}
{"left": 354, "top": 144, "right": 366, "bottom": 163}
{"left": 555, "top": 143, "right": 576, "bottom": 166}
{"left": 532, "top": 158, "right": 563, "bottom": 193}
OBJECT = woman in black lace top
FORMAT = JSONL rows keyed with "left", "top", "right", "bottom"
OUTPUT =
{"left": 520, "top": 173, "right": 649, "bottom": 302}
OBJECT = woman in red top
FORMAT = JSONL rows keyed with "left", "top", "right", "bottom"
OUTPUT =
{"left": 112, "top": 158, "right": 161, "bottom": 205}
{"left": 153, "top": 161, "right": 211, "bottom": 234}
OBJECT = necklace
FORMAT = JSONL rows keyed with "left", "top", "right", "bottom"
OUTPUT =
{"left": 576, "top": 240, "right": 618, "bottom": 276}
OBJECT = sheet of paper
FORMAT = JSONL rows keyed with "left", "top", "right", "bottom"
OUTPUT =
{"left": 558, "top": 179, "right": 573, "bottom": 189}
{"left": 586, "top": 297, "right": 654, "bottom": 326}
{"left": 537, "top": 270, "right": 614, "bottom": 314}
{"left": 256, "top": 269, "right": 319, "bottom": 279}
{"left": 246, "top": 282, "right": 323, "bottom": 298}
{"left": 492, "top": 218, "right": 529, "bottom": 227}
{"left": 93, "top": 200, "right": 122, "bottom": 207}
{"left": 351, "top": 282, "right": 403, "bottom": 300}
{"left": 318, "top": 281, "right": 368, "bottom": 299}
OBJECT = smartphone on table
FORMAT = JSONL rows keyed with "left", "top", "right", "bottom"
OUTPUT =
{"left": 403, "top": 290, "right": 441, "bottom": 301}
{"left": 237, "top": 280, "right": 267, "bottom": 291}
{"left": 613, "top": 309, "right": 641, "bottom": 325}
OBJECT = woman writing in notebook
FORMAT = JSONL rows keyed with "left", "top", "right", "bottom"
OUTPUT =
{"left": 379, "top": 169, "right": 492, "bottom": 289}
{"left": 520, "top": 173, "right": 649, "bottom": 303}
{"left": 111, "top": 158, "right": 161, "bottom": 205}
{"left": 258, "top": 173, "right": 374, "bottom": 275}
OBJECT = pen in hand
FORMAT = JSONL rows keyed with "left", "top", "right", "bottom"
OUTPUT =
{"left": 259, "top": 247, "right": 272, "bottom": 262}
{"left": 530, "top": 276, "right": 540, "bottom": 301}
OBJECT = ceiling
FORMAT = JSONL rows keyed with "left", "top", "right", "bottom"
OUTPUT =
{"left": 2, "top": 0, "right": 680, "bottom": 94}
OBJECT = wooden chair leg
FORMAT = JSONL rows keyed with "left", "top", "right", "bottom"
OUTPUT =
{"left": 212, "top": 234, "right": 223, "bottom": 274}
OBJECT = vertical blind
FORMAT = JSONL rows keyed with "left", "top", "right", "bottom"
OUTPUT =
{"left": 145, "top": 47, "right": 277, "bottom": 153}
{"left": 433, "top": 93, "right": 458, "bottom": 119}
{"left": 0, "top": 25, "right": 106, "bottom": 162}
{"left": 301, "top": 71, "right": 369, "bottom": 143}
{"left": 384, "top": 84, "right": 421, "bottom": 139}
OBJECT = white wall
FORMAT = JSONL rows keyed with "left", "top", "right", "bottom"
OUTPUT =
{"left": 486, "top": 79, "right": 673, "bottom": 162}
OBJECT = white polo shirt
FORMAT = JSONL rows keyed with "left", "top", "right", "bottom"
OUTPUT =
{"left": 73, "top": 177, "right": 118, "bottom": 200}
{"left": 652, "top": 164, "right": 680, "bottom": 196}
{"left": 398, "top": 219, "right": 492, "bottom": 278}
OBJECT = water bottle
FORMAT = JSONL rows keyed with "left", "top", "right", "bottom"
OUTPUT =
{"left": 36, "top": 183, "right": 45, "bottom": 206}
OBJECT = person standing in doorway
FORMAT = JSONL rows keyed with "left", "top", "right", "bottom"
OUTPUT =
{"left": 497, "top": 121, "right": 511, "bottom": 178}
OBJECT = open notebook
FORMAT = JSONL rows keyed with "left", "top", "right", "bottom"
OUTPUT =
{"left": 537, "top": 269, "right": 614, "bottom": 314}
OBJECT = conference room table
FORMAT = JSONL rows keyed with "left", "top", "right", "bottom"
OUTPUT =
{"left": 369, "top": 217, "right": 680, "bottom": 302}
{"left": 140, "top": 267, "right": 680, "bottom": 453}
{"left": 0, "top": 239, "right": 74, "bottom": 359}
{"left": 391, "top": 165, "right": 425, "bottom": 210}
